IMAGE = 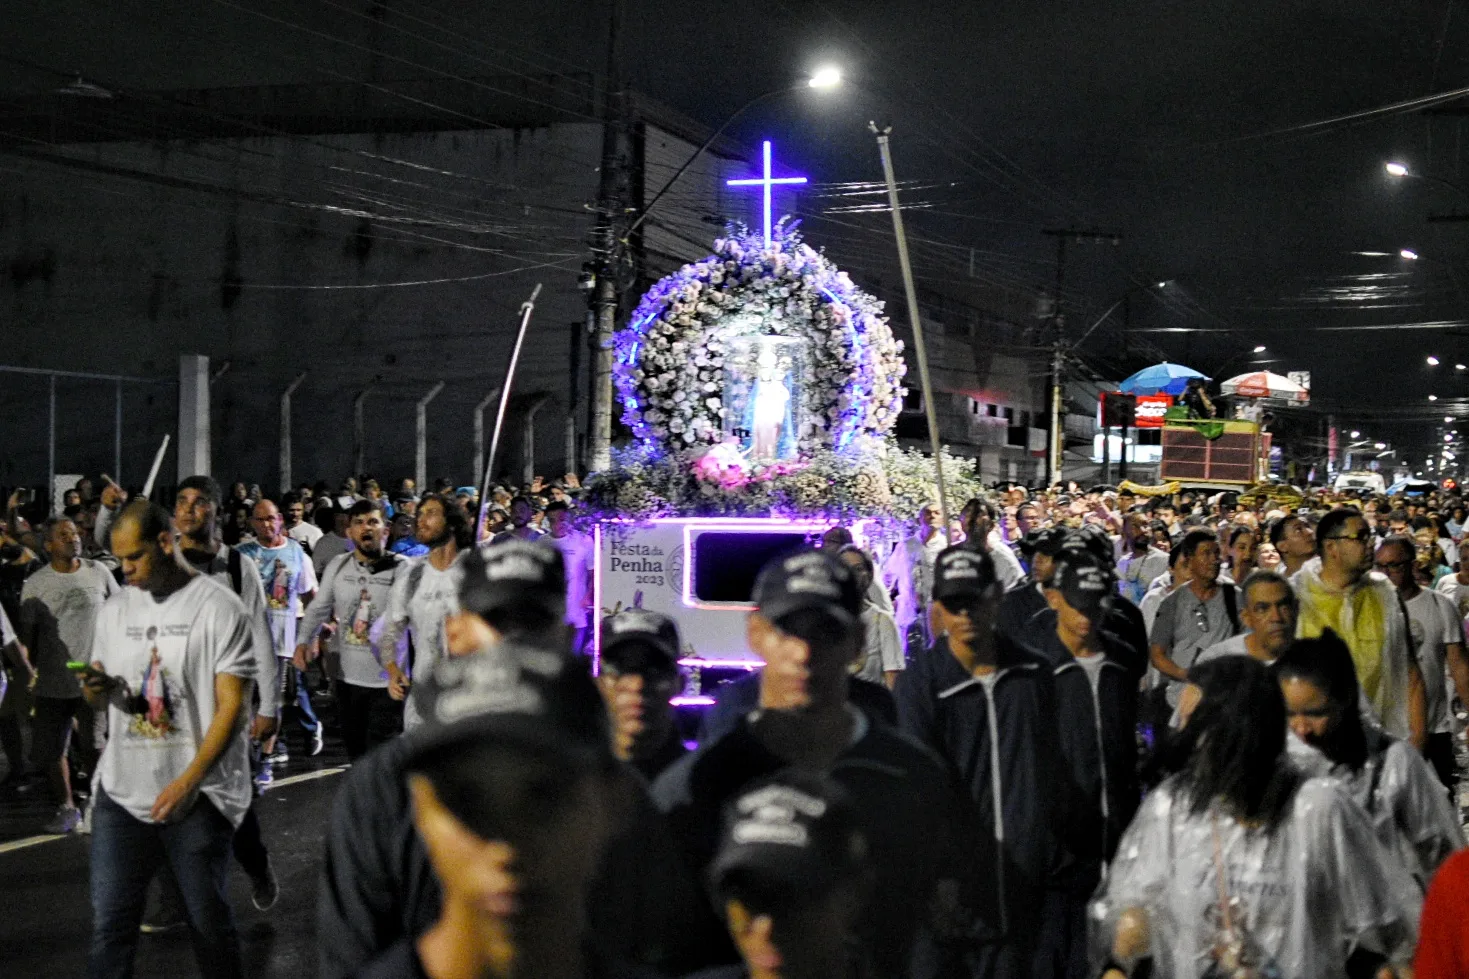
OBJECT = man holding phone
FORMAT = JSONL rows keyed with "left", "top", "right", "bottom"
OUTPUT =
{"left": 82, "top": 501, "right": 256, "bottom": 979}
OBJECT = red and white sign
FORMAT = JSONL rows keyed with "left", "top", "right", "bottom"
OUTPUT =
{"left": 1134, "top": 394, "right": 1173, "bottom": 428}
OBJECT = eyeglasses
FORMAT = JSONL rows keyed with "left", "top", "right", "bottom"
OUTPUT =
{"left": 1375, "top": 559, "right": 1413, "bottom": 572}
{"left": 1325, "top": 532, "right": 1371, "bottom": 543}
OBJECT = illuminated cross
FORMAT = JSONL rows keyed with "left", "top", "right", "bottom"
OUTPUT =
{"left": 726, "top": 140, "right": 807, "bottom": 243}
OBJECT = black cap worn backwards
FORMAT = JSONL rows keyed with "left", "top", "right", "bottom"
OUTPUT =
{"left": 709, "top": 769, "right": 868, "bottom": 905}
{"left": 1045, "top": 550, "right": 1117, "bottom": 617}
{"left": 930, "top": 546, "right": 1001, "bottom": 606}
{"left": 752, "top": 549, "right": 862, "bottom": 630}
{"left": 404, "top": 640, "right": 612, "bottom": 774}
{"left": 459, "top": 540, "right": 566, "bottom": 622}
{"left": 600, "top": 608, "right": 682, "bottom": 674}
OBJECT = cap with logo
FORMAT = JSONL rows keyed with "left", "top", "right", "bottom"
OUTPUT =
{"left": 930, "top": 546, "right": 1001, "bottom": 606}
{"left": 1065, "top": 523, "right": 1116, "bottom": 568}
{"left": 405, "top": 640, "right": 612, "bottom": 774}
{"left": 1045, "top": 551, "right": 1116, "bottom": 617}
{"left": 709, "top": 769, "right": 868, "bottom": 905}
{"left": 459, "top": 540, "right": 566, "bottom": 621}
{"left": 1020, "top": 526, "right": 1072, "bottom": 558}
{"left": 752, "top": 550, "right": 862, "bottom": 630}
{"left": 600, "top": 608, "right": 682, "bottom": 674}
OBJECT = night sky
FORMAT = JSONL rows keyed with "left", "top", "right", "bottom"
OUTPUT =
{"left": 6, "top": 0, "right": 1469, "bottom": 457}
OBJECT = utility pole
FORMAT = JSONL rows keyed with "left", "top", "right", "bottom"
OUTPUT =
{"left": 1040, "top": 227, "right": 1122, "bottom": 486}
{"left": 587, "top": 1, "right": 630, "bottom": 474}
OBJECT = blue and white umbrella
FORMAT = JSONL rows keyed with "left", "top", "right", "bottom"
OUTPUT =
{"left": 1118, "top": 362, "right": 1209, "bottom": 396}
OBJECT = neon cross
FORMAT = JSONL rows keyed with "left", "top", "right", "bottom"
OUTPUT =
{"left": 726, "top": 140, "right": 807, "bottom": 242}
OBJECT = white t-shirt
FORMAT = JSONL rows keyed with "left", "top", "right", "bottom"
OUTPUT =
{"left": 301, "top": 552, "right": 406, "bottom": 689}
{"left": 544, "top": 530, "right": 595, "bottom": 628}
{"left": 19, "top": 560, "right": 117, "bottom": 699}
{"left": 288, "top": 522, "right": 324, "bottom": 551}
{"left": 93, "top": 575, "right": 256, "bottom": 827}
{"left": 1405, "top": 589, "right": 1464, "bottom": 735}
{"left": 383, "top": 557, "right": 463, "bottom": 731}
{"left": 236, "top": 538, "right": 318, "bottom": 658}
{"left": 1435, "top": 573, "right": 1469, "bottom": 620}
{"left": 1074, "top": 650, "right": 1107, "bottom": 693}
{"left": 855, "top": 601, "right": 905, "bottom": 683}
{"left": 1195, "top": 632, "right": 1255, "bottom": 665}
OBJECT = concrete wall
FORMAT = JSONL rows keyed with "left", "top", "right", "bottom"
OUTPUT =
{"left": 0, "top": 125, "right": 602, "bottom": 490}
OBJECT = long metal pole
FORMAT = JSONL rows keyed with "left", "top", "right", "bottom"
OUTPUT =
{"left": 47, "top": 374, "right": 56, "bottom": 513}
{"left": 871, "top": 124, "right": 950, "bottom": 542}
{"left": 114, "top": 380, "right": 123, "bottom": 485}
{"left": 279, "top": 373, "right": 306, "bottom": 495}
{"left": 353, "top": 386, "right": 373, "bottom": 476}
{"left": 477, "top": 284, "right": 543, "bottom": 540}
{"left": 416, "top": 381, "right": 445, "bottom": 493}
{"left": 1050, "top": 344, "right": 1064, "bottom": 487}
{"left": 473, "top": 387, "right": 502, "bottom": 491}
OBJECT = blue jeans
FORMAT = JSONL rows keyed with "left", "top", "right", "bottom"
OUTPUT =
{"left": 278, "top": 658, "right": 320, "bottom": 732}
{"left": 89, "top": 788, "right": 242, "bottom": 979}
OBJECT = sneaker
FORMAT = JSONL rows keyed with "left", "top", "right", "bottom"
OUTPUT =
{"left": 254, "top": 762, "right": 273, "bottom": 794}
{"left": 138, "top": 915, "right": 187, "bottom": 935}
{"left": 43, "top": 804, "right": 81, "bottom": 835}
{"left": 250, "top": 858, "right": 280, "bottom": 911}
{"left": 271, "top": 741, "right": 290, "bottom": 765}
{"left": 310, "top": 726, "right": 324, "bottom": 757}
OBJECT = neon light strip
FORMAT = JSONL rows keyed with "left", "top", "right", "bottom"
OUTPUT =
{"left": 679, "top": 657, "right": 763, "bottom": 669}
{"left": 726, "top": 140, "right": 808, "bottom": 242}
{"left": 591, "top": 521, "right": 603, "bottom": 676}
{"left": 670, "top": 696, "right": 716, "bottom": 707}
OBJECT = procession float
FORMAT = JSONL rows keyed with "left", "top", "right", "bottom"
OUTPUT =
{"left": 582, "top": 209, "right": 978, "bottom": 701}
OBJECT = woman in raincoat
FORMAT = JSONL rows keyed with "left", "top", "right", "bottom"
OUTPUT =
{"left": 1277, "top": 629, "right": 1463, "bottom": 889}
{"left": 1092, "top": 656, "right": 1420, "bottom": 979}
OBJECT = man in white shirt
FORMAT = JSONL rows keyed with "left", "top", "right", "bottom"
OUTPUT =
{"left": 1194, "top": 570, "right": 1298, "bottom": 667}
{"left": 379, "top": 494, "right": 469, "bottom": 731}
{"left": 238, "top": 499, "right": 320, "bottom": 772}
{"left": 283, "top": 493, "right": 323, "bottom": 553}
{"left": 1378, "top": 535, "right": 1469, "bottom": 787}
{"left": 82, "top": 501, "right": 255, "bottom": 979}
{"left": 541, "top": 501, "right": 595, "bottom": 654}
{"left": 17, "top": 515, "right": 115, "bottom": 833}
{"left": 1116, "top": 513, "right": 1168, "bottom": 606}
{"left": 296, "top": 500, "right": 407, "bottom": 759}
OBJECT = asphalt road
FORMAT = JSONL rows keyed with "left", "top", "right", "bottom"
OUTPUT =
{"left": 0, "top": 734, "right": 347, "bottom": 979}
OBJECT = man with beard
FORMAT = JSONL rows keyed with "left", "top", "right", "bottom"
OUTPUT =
{"left": 296, "top": 500, "right": 407, "bottom": 759}
{"left": 379, "top": 494, "right": 472, "bottom": 732}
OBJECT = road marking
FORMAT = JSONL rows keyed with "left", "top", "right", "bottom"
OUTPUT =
{"left": 268, "top": 766, "right": 346, "bottom": 789}
{"left": 0, "top": 834, "right": 63, "bottom": 855}
{"left": 0, "top": 767, "right": 345, "bottom": 856}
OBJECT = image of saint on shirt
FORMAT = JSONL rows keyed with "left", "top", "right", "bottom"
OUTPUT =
{"left": 347, "top": 588, "right": 374, "bottom": 646}
{"left": 269, "top": 559, "right": 292, "bottom": 610}
{"left": 128, "top": 635, "right": 177, "bottom": 739}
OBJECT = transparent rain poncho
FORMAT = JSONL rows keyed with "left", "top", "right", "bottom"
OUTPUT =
{"left": 1091, "top": 773, "right": 1420, "bottom": 979}
{"left": 1286, "top": 730, "right": 1464, "bottom": 888}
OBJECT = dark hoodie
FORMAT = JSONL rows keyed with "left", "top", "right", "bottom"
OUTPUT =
{"left": 893, "top": 630, "right": 1064, "bottom": 963}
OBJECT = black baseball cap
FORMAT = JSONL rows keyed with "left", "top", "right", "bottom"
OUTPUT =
{"left": 460, "top": 540, "right": 566, "bottom": 622}
{"left": 600, "top": 609, "right": 681, "bottom": 673}
{"left": 709, "top": 769, "right": 868, "bottom": 906}
{"left": 1067, "top": 523, "right": 1116, "bottom": 567}
{"left": 404, "top": 640, "right": 614, "bottom": 774}
{"left": 1045, "top": 551, "right": 1116, "bottom": 617}
{"left": 1021, "top": 526, "right": 1072, "bottom": 558}
{"left": 931, "top": 546, "right": 1001, "bottom": 606}
{"left": 752, "top": 550, "right": 862, "bottom": 630}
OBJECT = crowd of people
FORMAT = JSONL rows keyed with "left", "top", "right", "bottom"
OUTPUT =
{"left": 6, "top": 469, "right": 1469, "bottom": 978}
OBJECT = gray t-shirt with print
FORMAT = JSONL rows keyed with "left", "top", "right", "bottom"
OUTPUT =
{"left": 1149, "top": 582, "right": 1238, "bottom": 705}
{"left": 19, "top": 560, "right": 117, "bottom": 699}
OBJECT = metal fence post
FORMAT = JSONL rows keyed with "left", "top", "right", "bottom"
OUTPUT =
{"left": 114, "top": 380, "right": 123, "bottom": 483}
{"left": 416, "top": 382, "right": 445, "bottom": 492}
{"left": 279, "top": 373, "right": 307, "bottom": 495}
{"left": 47, "top": 374, "right": 56, "bottom": 510}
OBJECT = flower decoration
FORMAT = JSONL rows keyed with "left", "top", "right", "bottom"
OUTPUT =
{"left": 613, "top": 221, "right": 906, "bottom": 458}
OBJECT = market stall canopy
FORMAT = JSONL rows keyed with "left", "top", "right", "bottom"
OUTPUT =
{"left": 1118, "top": 362, "right": 1209, "bottom": 396}
{"left": 1219, "top": 370, "right": 1308, "bottom": 401}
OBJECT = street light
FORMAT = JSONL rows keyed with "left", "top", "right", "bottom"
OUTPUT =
{"left": 1430, "top": 394, "right": 1439, "bottom": 401}
{"left": 1428, "top": 355, "right": 1441, "bottom": 366}
{"left": 1383, "top": 161, "right": 1469, "bottom": 200}
{"left": 1351, "top": 430, "right": 1361, "bottom": 438}
{"left": 1252, "top": 345, "right": 1266, "bottom": 353}
{"left": 1386, "top": 161, "right": 1410, "bottom": 177}
{"left": 808, "top": 66, "right": 842, "bottom": 89}
{"left": 1375, "top": 442, "right": 1387, "bottom": 450}
{"left": 1402, "top": 249, "right": 1421, "bottom": 261}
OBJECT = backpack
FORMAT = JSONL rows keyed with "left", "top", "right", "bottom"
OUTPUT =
{"left": 1221, "top": 581, "right": 1240, "bottom": 634}
{"left": 228, "top": 546, "right": 244, "bottom": 597}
